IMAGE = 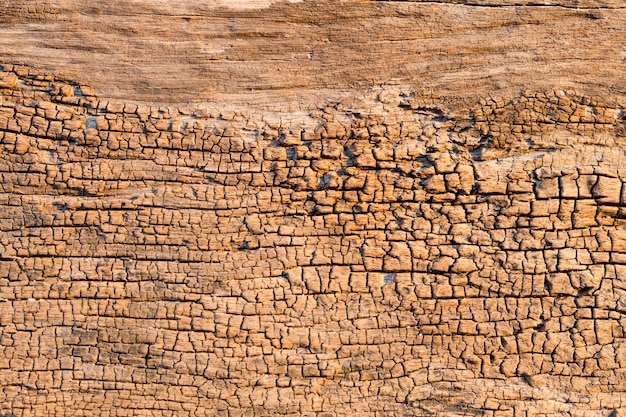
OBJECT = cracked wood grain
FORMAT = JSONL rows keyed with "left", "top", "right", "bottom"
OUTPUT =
{"left": 1, "top": 1, "right": 626, "bottom": 416}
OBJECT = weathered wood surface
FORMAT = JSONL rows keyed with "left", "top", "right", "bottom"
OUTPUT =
{"left": 1, "top": 0, "right": 625, "bottom": 109}
{"left": 1, "top": 1, "right": 626, "bottom": 416}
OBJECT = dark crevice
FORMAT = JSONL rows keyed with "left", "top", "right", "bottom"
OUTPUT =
{"left": 375, "top": 0, "right": 626, "bottom": 10}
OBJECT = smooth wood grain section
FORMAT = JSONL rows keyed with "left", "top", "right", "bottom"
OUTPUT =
{"left": 2, "top": 0, "right": 625, "bottom": 109}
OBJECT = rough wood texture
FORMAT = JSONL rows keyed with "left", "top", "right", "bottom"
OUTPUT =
{"left": 1, "top": 1, "right": 626, "bottom": 416}
{"left": 2, "top": 0, "right": 625, "bottom": 108}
